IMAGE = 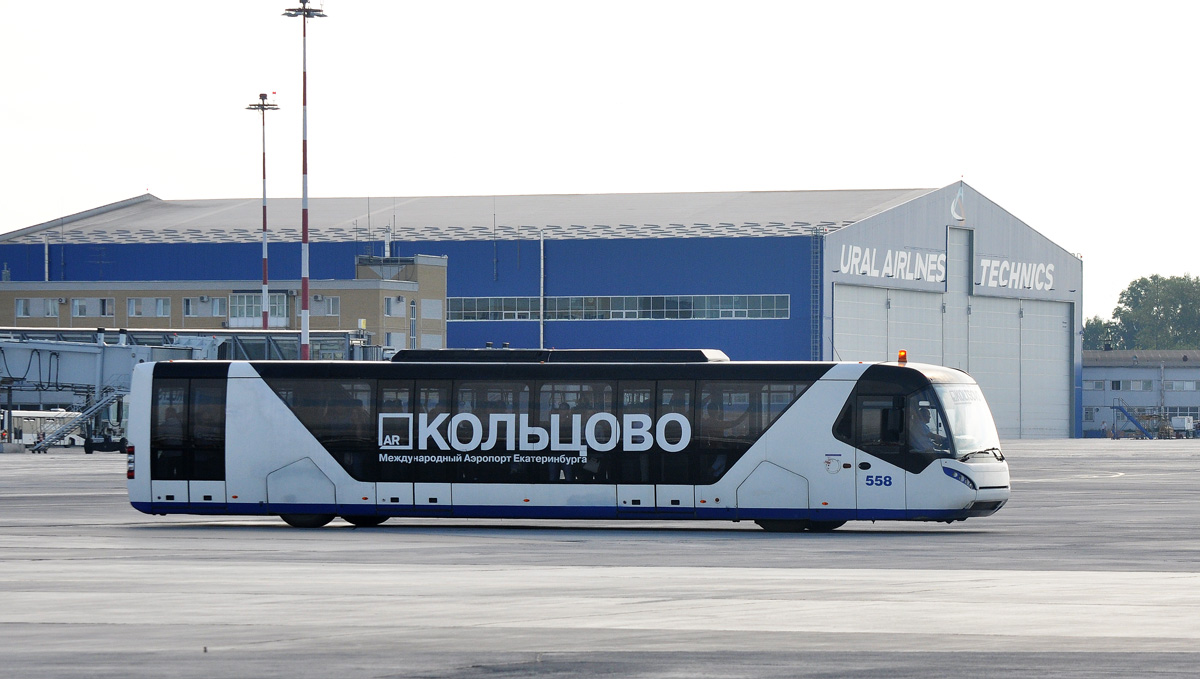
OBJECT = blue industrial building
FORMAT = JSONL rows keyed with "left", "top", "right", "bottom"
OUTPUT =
{"left": 0, "top": 184, "right": 1083, "bottom": 437}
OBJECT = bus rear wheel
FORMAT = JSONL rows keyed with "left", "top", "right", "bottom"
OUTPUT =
{"left": 343, "top": 516, "right": 388, "bottom": 527}
{"left": 755, "top": 519, "right": 810, "bottom": 533}
{"left": 279, "top": 513, "right": 335, "bottom": 528}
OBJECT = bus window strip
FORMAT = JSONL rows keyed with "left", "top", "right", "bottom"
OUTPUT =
{"left": 246, "top": 376, "right": 811, "bottom": 486}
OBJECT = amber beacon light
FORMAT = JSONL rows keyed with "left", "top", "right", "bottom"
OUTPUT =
{"left": 897, "top": 350, "right": 908, "bottom": 364}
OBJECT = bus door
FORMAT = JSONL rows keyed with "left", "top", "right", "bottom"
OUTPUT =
{"left": 412, "top": 381, "right": 452, "bottom": 514}
{"left": 852, "top": 396, "right": 907, "bottom": 517}
{"left": 617, "top": 381, "right": 657, "bottom": 515}
{"left": 654, "top": 381, "right": 695, "bottom": 515}
{"left": 150, "top": 378, "right": 227, "bottom": 510}
{"left": 377, "top": 380, "right": 416, "bottom": 510}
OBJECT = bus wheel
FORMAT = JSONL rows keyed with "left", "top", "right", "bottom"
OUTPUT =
{"left": 279, "top": 513, "right": 335, "bottom": 528}
{"left": 755, "top": 520, "right": 809, "bottom": 533}
{"left": 807, "top": 521, "right": 846, "bottom": 532}
{"left": 343, "top": 516, "right": 388, "bottom": 527}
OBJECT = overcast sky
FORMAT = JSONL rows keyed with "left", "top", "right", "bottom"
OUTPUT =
{"left": 2, "top": 1, "right": 1195, "bottom": 319}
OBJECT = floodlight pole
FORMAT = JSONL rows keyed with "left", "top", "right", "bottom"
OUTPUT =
{"left": 284, "top": 0, "right": 326, "bottom": 359}
{"left": 246, "top": 93, "right": 279, "bottom": 330}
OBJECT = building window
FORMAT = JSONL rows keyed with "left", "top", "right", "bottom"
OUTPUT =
{"left": 44, "top": 299, "right": 59, "bottom": 317}
{"left": 229, "top": 293, "right": 285, "bottom": 327}
{"left": 1115, "top": 380, "right": 1154, "bottom": 392}
{"left": 1084, "top": 407, "right": 1098, "bottom": 422}
{"left": 127, "top": 298, "right": 168, "bottom": 317}
{"left": 230, "top": 293, "right": 284, "bottom": 318}
{"left": 385, "top": 296, "right": 405, "bottom": 317}
{"left": 230, "top": 294, "right": 255, "bottom": 319}
{"left": 1165, "top": 380, "right": 1198, "bottom": 392}
{"left": 212, "top": 297, "right": 227, "bottom": 316}
{"left": 184, "top": 298, "right": 198, "bottom": 317}
{"left": 15, "top": 299, "right": 30, "bottom": 318}
{"left": 1083, "top": 380, "right": 1105, "bottom": 391}
{"left": 72, "top": 298, "right": 115, "bottom": 318}
{"left": 446, "top": 294, "right": 791, "bottom": 322}
{"left": 409, "top": 300, "right": 417, "bottom": 349}
{"left": 315, "top": 296, "right": 340, "bottom": 316}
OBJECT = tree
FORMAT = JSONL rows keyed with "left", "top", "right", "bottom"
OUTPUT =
{"left": 1108, "top": 274, "right": 1200, "bottom": 350}
{"left": 1083, "top": 316, "right": 1121, "bottom": 350}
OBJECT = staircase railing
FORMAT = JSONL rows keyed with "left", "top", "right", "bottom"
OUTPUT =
{"left": 1112, "top": 398, "right": 1155, "bottom": 439}
{"left": 32, "top": 374, "right": 130, "bottom": 452}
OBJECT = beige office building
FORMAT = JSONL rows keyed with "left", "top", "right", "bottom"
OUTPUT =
{"left": 0, "top": 254, "right": 447, "bottom": 352}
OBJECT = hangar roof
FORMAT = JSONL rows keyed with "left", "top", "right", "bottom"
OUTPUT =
{"left": 1, "top": 188, "right": 934, "bottom": 245}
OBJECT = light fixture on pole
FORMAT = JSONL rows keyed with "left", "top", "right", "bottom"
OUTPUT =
{"left": 246, "top": 93, "right": 279, "bottom": 331}
{"left": 283, "top": 0, "right": 326, "bottom": 359}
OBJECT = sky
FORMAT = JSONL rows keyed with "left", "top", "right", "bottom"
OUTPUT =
{"left": 2, "top": 1, "right": 1197, "bottom": 320}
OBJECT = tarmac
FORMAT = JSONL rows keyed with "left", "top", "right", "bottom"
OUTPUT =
{"left": 1, "top": 438, "right": 1198, "bottom": 678}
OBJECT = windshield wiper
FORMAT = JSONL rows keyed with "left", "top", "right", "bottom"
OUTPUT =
{"left": 958, "top": 447, "right": 1004, "bottom": 462}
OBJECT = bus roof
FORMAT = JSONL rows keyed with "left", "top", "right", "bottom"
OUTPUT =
{"left": 389, "top": 348, "right": 731, "bottom": 363}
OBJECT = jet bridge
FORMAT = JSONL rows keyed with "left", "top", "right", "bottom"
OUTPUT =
{"left": 0, "top": 331, "right": 195, "bottom": 450}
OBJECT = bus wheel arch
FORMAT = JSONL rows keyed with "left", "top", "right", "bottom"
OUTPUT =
{"left": 343, "top": 516, "right": 388, "bottom": 527}
{"left": 279, "top": 513, "right": 335, "bottom": 528}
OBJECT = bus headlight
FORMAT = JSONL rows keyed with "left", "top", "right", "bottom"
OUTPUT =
{"left": 943, "top": 466, "right": 976, "bottom": 490}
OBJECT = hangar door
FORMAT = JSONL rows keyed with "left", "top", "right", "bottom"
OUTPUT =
{"left": 1017, "top": 299, "right": 1073, "bottom": 437}
{"left": 830, "top": 284, "right": 942, "bottom": 364}
{"left": 832, "top": 284, "right": 1073, "bottom": 438}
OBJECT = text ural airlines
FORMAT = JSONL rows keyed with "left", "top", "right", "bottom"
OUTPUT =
{"left": 838, "top": 245, "right": 947, "bottom": 282}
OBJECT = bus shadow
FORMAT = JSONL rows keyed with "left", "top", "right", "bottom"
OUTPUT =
{"left": 126, "top": 519, "right": 992, "bottom": 537}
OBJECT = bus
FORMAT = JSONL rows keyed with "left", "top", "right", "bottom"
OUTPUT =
{"left": 5, "top": 409, "right": 86, "bottom": 449}
{"left": 125, "top": 349, "right": 1010, "bottom": 531}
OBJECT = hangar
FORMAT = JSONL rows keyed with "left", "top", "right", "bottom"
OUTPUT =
{"left": 0, "top": 182, "right": 1082, "bottom": 437}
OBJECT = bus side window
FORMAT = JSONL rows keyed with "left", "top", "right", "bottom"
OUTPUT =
{"left": 857, "top": 396, "right": 905, "bottom": 453}
{"left": 378, "top": 380, "right": 413, "bottom": 483}
{"left": 457, "top": 380, "right": 531, "bottom": 483}
{"left": 618, "top": 381, "right": 655, "bottom": 484}
{"left": 189, "top": 379, "right": 226, "bottom": 481}
{"left": 414, "top": 381, "right": 453, "bottom": 482}
{"left": 658, "top": 381, "right": 693, "bottom": 484}
{"left": 833, "top": 400, "right": 853, "bottom": 445}
{"left": 151, "top": 379, "right": 188, "bottom": 481}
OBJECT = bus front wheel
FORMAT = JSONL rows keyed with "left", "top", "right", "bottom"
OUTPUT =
{"left": 279, "top": 513, "right": 335, "bottom": 528}
{"left": 343, "top": 516, "right": 388, "bottom": 527}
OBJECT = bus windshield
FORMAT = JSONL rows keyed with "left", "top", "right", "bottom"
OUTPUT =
{"left": 933, "top": 384, "right": 1001, "bottom": 458}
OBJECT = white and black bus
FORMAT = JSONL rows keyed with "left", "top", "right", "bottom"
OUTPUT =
{"left": 126, "top": 349, "right": 1009, "bottom": 530}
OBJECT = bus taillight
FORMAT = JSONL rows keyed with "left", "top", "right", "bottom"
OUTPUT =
{"left": 126, "top": 446, "right": 135, "bottom": 479}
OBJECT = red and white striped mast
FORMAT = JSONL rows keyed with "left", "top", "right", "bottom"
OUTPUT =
{"left": 283, "top": 0, "right": 325, "bottom": 359}
{"left": 246, "top": 93, "right": 278, "bottom": 330}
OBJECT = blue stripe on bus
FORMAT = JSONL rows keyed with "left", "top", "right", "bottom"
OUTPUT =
{"left": 136, "top": 501, "right": 982, "bottom": 523}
